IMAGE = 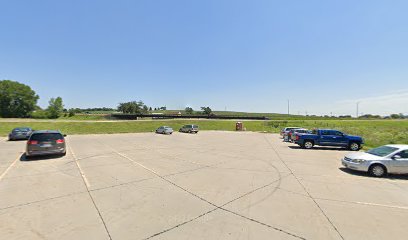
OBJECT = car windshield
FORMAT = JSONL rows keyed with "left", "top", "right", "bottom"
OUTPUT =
{"left": 366, "top": 146, "right": 399, "bottom": 157}
{"left": 31, "top": 133, "right": 63, "bottom": 141}
{"left": 13, "top": 128, "right": 30, "bottom": 132}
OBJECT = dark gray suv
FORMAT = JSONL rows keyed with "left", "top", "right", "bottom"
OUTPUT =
{"left": 26, "top": 130, "right": 66, "bottom": 158}
{"left": 8, "top": 127, "right": 33, "bottom": 140}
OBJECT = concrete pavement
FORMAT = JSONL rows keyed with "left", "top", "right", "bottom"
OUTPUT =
{"left": 1, "top": 132, "right": 408, "bottom": 239}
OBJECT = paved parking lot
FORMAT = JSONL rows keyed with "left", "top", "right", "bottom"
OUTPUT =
{"left": 1, "top": 131, "right": 408, "bottom": 240}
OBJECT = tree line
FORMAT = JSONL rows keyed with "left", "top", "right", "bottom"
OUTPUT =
{"left": 1, "top": 80, "right": 406, "bottom": 119}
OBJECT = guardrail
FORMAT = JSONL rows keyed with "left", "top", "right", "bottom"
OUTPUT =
{"left": 111, "top": 114, "right": 269, "bottom": 120}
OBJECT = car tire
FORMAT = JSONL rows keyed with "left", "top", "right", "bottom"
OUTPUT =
{"left": 369, "top": 164, "right": 386, "bottom": 177}
{"left": 303, "top": 141, "right": 314, "bottom": 149}
{"left": 349, "top": 142, "right": 360, "bottom": 151}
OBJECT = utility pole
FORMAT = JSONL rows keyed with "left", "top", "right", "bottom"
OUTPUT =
{"left": 356, "top": 102, "right": 360, "bottom": 118}
{"left": 287, "top": 99, "right": 290, "bottom": 116}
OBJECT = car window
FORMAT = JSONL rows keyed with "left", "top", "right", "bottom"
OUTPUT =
{"left": 396, "top": 150, "right": 408, "bottom": 159}
{"left": 193, "top": 125, "right": 198, "bottom": 128}
{"left": 367, "top": 146, "right": 399, "bottom": 157}
{"left": 13, "top": 128, "right": 31, "bottom": 132}
{"left": 321, "top": 130, "right": 330, "bottom": 135}
{"left": 333, "top": 131, "right": 343, "bottom": 136}
{"left": 30, "top": 133, "right": 63, "bottom": 141}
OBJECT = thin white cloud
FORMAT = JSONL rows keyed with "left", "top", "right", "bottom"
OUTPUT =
{"left": 334, "top": 90, "right": 408, "bottom": 116}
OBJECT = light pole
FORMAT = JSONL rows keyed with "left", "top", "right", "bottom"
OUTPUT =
{"left": 356, "top": 102, "right": 360, "bottom": 118}
{"left": 287, "top": 99, "right": 290, "bottom": 116}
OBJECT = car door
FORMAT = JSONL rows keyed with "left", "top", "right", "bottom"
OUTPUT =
{"left": 319, "top": 130, "right": 332, "bottom": 145}
{"left": 332, "top": 131, "right": 348, "bottom": 146}
{"left": 389, "top": 150, "right": 408, "bottom": 174}
{"left": 321, "top": 130, "right": 345, "bottom": 146}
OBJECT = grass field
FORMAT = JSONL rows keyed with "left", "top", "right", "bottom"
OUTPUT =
{"left": 1, "top": 119, "right": 407, "bottom": 148}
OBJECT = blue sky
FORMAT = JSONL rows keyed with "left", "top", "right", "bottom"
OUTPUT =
{"left": 1, "top": 0, "right": 407, "bottom": 116}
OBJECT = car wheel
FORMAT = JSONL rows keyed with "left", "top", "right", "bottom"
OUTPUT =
{"left": 303, "top": 141, "right": 314, "bottom": 149}
{"left": 369, "top": 164, "right": 386, "bottom": 177}
{"left": 349, "top": 142, "right": 360, "bottom": 151}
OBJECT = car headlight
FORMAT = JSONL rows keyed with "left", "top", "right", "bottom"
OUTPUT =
{"left": 350, "top": 159, "right": 366, "bottom": 164}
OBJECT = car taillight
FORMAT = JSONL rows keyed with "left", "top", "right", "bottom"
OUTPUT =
{"left": 56, "top": 139, "right": 64, "bottom": 144}
{"left": 28, "top": 140, "right": 38, "bottom": 145}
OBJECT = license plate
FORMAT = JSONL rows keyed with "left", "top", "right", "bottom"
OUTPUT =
{"left": 41, "top": 144, "right": 52, "bottom": 147}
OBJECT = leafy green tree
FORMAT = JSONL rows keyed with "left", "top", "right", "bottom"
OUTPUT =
{"left": 185, "top": 107, "right": 193, "bottom": 114}
{"left": 0, "top": 80, "right": 39, "bottom": 117}
{"left": 68, "top": 108, "right": 76, "bottom": 117}
{"left": 118, "top": 101, "right": 148, "bottom": 114}
{"left": 390, "top": 114, "right": 401, "bottom": 119}
{"left": 47, "top": 97, "right": 64, "bottom": 119}
{"left": 201, "top": 106, "right": 212, "bottom": 115}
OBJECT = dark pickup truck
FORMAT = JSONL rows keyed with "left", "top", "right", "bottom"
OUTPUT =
{"left": 294, "top": 129, "right": 364, "bottom": 151}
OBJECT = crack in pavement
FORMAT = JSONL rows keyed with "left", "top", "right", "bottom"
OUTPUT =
{"left": 264, "top": 135, "right": 345, "bottom": 240}
{"left": 97, "top": 140, "right": 306, "bottom": 240}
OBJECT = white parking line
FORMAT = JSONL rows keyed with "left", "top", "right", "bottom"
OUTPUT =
{"left": 67, "top": 142, "right": 91, "bottom": 188}
{"left": 317, "top": 198, "right": 408, "bottom": 211}
{"left": 0, "top": 154, "right": 21, "bottom": 181}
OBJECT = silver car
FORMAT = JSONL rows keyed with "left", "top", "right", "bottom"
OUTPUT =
{"left": 342, "top": 144, "right": 408, "bottom": 177}
{"left": 156, "top": 126, "right": 173, "bottom": 134}
{"left": 8, "top": 127, "right": 33, "bottom": 140}
{"left": 26, "top": 130, "right": 67, "bottom": 158}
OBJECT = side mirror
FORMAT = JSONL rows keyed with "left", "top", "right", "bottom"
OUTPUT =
{"left": 63, "top": 134, "right": 67, "bottom": 137}
{"left": 393, "top": 155, "right": 401, "bottom": 160}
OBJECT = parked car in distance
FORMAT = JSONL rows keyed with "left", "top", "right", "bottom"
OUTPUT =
{"left": 342, "top": 144, "right": 408, "bottom": 177}
{"left": 8, "top": 127, "right": 33, "bottom": 140}
{"left": 156, "top": 126, "right": 173, "bottom": 134}
{"left": 280, "top": 127, "right": 301, "bottom": 137}
{"left": 295, "top": 129, "right": 364, "bottom": 151}
{"left": 289, "top": 129, "right": 310, "bottom": 142}
{"left": 26, "top": 130, "right": 67, "bottom": 158}
{"left": 283, "top": 128, "right": 304, "bottom": 142}
{"left": 179, "top": 124, "right": 199, "bottom": 133}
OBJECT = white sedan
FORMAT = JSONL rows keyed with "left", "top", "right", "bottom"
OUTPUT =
{"left": 342, "top": 144, "right": 408, "bottom": 177}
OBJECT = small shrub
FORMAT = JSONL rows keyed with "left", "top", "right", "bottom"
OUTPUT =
{"left": 31, "top": 110, "right": 49, "bottom": 119}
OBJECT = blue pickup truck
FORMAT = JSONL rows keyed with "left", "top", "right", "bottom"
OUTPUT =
{"left": 294, "top": 129, "right": 364, "bottom": 151}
